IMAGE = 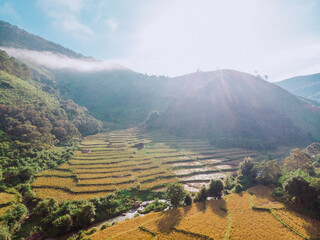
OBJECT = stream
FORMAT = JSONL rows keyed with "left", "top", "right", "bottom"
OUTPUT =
{"left": 50, "top": 199, "right": 169, "bottom": 240}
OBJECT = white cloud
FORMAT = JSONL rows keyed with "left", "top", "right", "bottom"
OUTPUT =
{"left": 1, "top": 47, "right": 124, "bottom": 72}
{"left": 105, "top": 18, "right": 119, "bottom": 31}
{"left": 115, "top": 0, "right": 320, "bottom": 81}
{"left": 37, "top": 0, "right": 94, "bottom": 38}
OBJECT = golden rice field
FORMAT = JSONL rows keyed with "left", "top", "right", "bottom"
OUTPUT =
{"left": 273, "top": 209, "right": 320, "bottom": 239}
{"left": 0, "top": 192, "right": 17, "bottom": 220}
{"left": 32, "top": 128, "right": 290, "bottom": 202}
{"left": 89, "top": 186, "right": 320, "bottom": 240}
{"left": 0, "top": 192, "right": 16, "bottom": 204}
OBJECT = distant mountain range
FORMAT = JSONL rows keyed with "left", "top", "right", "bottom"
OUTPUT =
{"left": 276, "top": 73, "right": 320, "bottom": 102}
{"left": 1, "top": 20, "right": 320, "bottom": 149}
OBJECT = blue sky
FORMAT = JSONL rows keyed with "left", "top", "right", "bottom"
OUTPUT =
{"left": 1, "top": 0, "right": 320, "bottom": 80}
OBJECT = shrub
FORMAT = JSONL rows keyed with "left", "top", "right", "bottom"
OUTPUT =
{"left": 166, "top": 183, "right": 186, "bottom": 208}
{"left": 208, "top": 179, "right": 224, "bottom": 199}
{"left": 184, "top": 194, "right": 192, "bottom": 205}
{"left": 0, "top": 226, "right": 11, "bottom": 240}
{"left": 195, "top": 186, "right": 208, "bottom": 202}
{"left": 86, "top": 227, "right": 97, "bottom": 235}
{"left": 234, "top": 184, "right": 243, "bottom": 193}
{"left": 272, "top": 187, "right": 284, "bottom": 198}
{"left": 141, "top": 199, "right": 168, "bottom": 214}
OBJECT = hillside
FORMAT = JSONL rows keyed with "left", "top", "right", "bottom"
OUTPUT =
{"left": 276, "top": 73, "right": 320, "bottom": 101}
{"left": 53, "top": 69, "right": 170, "bottom": 125}
{"left": 0, "top": 21, "right": 86, "bottom": 59}
{"left": 151, "top": 70, "right": 320, "bottom": 148}
{"left": 27, "top": 69, "right": 320, "bottom": 150}
{"left": 0, "top": 49, "right": 102, "bottom": 146}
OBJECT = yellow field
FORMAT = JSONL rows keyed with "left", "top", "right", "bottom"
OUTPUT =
{"left": 0, "top": 192, "right": 16, "bottom": 204}
{"left": 112, "top": 228, "right": 154, "bottom": 240}
{"left": 227, "top": 192, "right": 299, "bottom": 240}
{"left": 0, "top": 192, "right": 16, "bottom": 220}
{"left": 34, "top": 188, "right": 109, "bottom": 202}
{"left": 0, "top": 205, "right": 13, "bottom": 219}
{"left": 32, "top": 128, "right": 289, "bottom": 201}
{"left": 90, "top": 185, "right": 319, "bottom": 240}
{"left": 249, "top": 185, "right": 284, "bottom": 209}
{"left": 274, "top": 209, "right": 320, "bottom": 239}
{"left": 175, "top": 199, "right": 228, "bottom": 239}
{"left": 90, "top": 212, "right": 162, "bottom": 240}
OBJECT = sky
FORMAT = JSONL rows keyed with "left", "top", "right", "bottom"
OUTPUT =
{"left": 1, "top": 0, "right": 320, "bottom": 81}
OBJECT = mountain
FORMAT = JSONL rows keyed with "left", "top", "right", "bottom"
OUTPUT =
{"left": 1, "top": 20, "right": 320, "bottom": 149}
{"left": 51, "top": 68, "right": 320, "bottom": 149}
{"left": 150, "top": 70, "right": 320, "bottom": 148}
{"left": 276, "top": 73, "right": 320, "bottom": 101}
{"left": 0, "top": 20, "right": 86, "bottom": 59}
{"left": 0, "top": 49, "right": 102, "bottom": 148}
{"left": 52, "top": 69, "right": 170, "bottom": 126}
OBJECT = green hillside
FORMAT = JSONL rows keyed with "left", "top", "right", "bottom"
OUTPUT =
{"left": 0, "top": 49, "right": 102, "bottom": 147}
{"left": 0, "top": 21, "right": 86, "bottom": 59}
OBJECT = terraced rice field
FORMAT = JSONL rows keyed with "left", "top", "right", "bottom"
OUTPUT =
{"left": 0, "top": 192, "right": 17, "bottom": 219}
{"left": 32, "top": 128, "right": 289, "bottom": 201}
{"left": 90, "top": 186, "right": 320, "bottom": 240}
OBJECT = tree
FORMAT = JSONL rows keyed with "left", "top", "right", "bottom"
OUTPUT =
{"left": 74, "top": 201, "right": 96, "bottom": 228}
{"left": 208, "top": 179, "right": 224, "bottom": 199}
{"left": 184, "top": 194, "right": 192, "bottom": 205}
{"left": 284, "top": 148, "right": 312, "bottom": 172}
{"left": 143, "top": 110, "right": 160, "bottom": 129}
{"left": 34, "top": 198, "right": 59, "bottom": 218}
{"left": 284, "top": 176, "right": 318, "bottom": 209}
{"left": 224, "top": 175, "right": 233, "bottom": 190}
{"left": 0, "top": 226, "right": 11, "bottom": 240}
{"left": 166, "top": 183, "right": 186, "bottom": 208}
{"left": 239, "top": 157, "right": 255, "bottom": 176}
{"left": 195, "top": 185, "right": 208, "bottom": 202}
{"left": 3, "top": 204, "right": 28, "bottom": 233}
{"left": 255, "top": 160, "right": 281, "bottom": 185}
{"left": 52, "top": 214, "right": 73, "bottom": 233}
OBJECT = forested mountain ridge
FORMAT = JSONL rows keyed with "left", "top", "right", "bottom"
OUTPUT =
{"left": 0, "top": 21, "right": 86, "bottom": 59}
{"left": 276, "top": 73, "right": 320, "bottom": 101}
